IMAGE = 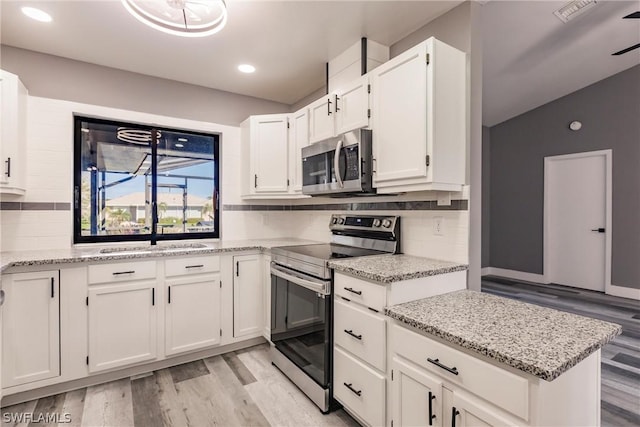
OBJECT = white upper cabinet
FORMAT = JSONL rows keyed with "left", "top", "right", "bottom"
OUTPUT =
{"left": 288, "top": 107, "right": 310, "bottom": 194}
{"left": 371, "top": 37, "right": 466, "bottom": 193}
{"left": 0, "top": 70, "right": 28, "bottom": 196}
{"left": 241, "top": 114, "right": 290, "bottom": 198}
{"left": 309, "top": 75, "right": 371, "bottom": 144}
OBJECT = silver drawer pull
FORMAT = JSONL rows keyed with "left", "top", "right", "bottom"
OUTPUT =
{"left": 185, "top": 264, "right": 204, "bottom": 269}
{"left": 344, "top": 329, "right": 362, "bottom": 340}
{"left": 427, "top": 358, "right": 459, "bottom": 375}
{"left": 112, "top": 270, "right": 135, "bottom": 275}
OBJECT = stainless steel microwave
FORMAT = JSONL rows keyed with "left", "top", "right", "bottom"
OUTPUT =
{"left": 301, "top": 129, "right": 375, "bottom": 196}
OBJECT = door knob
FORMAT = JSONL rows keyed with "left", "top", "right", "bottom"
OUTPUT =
{"left": 591, "top": 228, "right": 605, "bottom": 233}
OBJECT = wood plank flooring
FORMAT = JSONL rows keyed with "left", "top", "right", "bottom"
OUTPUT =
{"left": 1, "top": 344, "right": 359, "bottom": 427}
{"left": 482, "top": 276, "right": 640, "bottom": 427}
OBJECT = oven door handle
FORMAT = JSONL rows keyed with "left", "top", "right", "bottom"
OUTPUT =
{"left": 270, "top": 263, "right": 330, "bottom": 295}
{"left": 333, "top": 139, "right": 344, "bottom": 188}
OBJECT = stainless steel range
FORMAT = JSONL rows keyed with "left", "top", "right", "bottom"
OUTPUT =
{"left": 270, "top": 214, "right": 400, "bottom": 413}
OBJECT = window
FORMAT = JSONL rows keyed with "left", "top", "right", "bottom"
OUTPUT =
{"left": 74, "top": 116, "right": 220, "bottom": 244}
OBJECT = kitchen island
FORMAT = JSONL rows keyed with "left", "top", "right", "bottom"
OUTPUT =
{"left": 385, "top": 290, "right": 622, "bottom": 426}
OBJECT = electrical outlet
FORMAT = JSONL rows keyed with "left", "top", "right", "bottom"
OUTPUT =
{"left": 433, "top": 216, "right": 444, "bottom": 236}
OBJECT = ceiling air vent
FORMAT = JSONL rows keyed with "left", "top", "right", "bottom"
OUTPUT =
{"left": 554, "top": 0, "right": 598, "bottom": 23}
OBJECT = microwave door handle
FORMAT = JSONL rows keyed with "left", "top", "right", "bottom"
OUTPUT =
{"left": 334, "top": 139, "right": 344, "bottom": 188}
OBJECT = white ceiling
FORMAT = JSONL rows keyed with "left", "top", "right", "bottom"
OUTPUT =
{"left": 0, "top": 0, "right": 463, "bottom": 105}
{"left": 1, "top": 1, "right": 638, "bottom": 126}
{"left": 482, "top": 0, "right": 640, "bottom": 126}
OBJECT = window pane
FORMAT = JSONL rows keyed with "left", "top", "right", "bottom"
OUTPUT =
{"left": 79, "top": 120, "right": 152, "bottom": 237}
{"left": 156, "top": 130, "right": 217, "bottom": 235}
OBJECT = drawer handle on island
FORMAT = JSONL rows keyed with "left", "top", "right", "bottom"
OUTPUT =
{"left": 451, "top": 407, "right": 460, "bottom": 427}
{"left": 428, "top": 391, "right": 436, "bottom": 425}
{"left": 185, "top": 264, "right": 204, "bottom": 269}
{"left": 112, "top": 270, "right": 135, "bottom": 276}
{"left": 344, "top": 287, "right": 362, "bottom": 296}
{"left": 427, "top": 358, "right": 459, "bottom": 375}
{"left": 344, "top": 329, "right": 363, "bottom": 340}
{"left": 343, "top": 382, "right": 362, "bottom": 397}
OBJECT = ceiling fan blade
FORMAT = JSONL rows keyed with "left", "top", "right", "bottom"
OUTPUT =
{"left": 622, "top": 11, "right": 640, "bottom": 19}
{"left": 612, "top": 43, "right": 640, "bottom": 56}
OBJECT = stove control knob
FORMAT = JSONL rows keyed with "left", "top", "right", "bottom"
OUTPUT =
{"left": 331, "top": 217, "right": 338, "bottom": 225}
{"left": 382, "top": 219, "right": 392, "bottom": 228}
{"left": 338, "top": 217, "right": 345, "bottom": 225}
{"left": 372, "top": 219, "right": 382, "bottom": 227}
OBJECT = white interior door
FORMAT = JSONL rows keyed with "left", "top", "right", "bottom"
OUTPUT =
{"left": 545, "top": 151, "right": 609, "bottom": 291}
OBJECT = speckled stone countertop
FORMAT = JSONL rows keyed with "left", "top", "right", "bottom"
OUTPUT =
{"left": 328, "top": 254, "right": 468, "bottom": 283}
{"left": 0, "top": 238, "right": 318, "bottom": 272}
{"left": 385, "top": 290, "right": 622, "bottom": 381}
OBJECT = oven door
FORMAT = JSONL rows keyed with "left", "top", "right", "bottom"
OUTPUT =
{"left": 270, "top": 263, "right": 332, "bottom": 388}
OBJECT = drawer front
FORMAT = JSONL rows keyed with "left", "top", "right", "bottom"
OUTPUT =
{"left": 165, "top": 256, "right": 220, "bottom": 277}
{"left": 334, "top": 298, "right": 386, "bottom": 371}
{"left": 391, "top": 323, "right": 529, "bottom": 421}
{"left": 88, "top": 261, "right": 156, "bottom": 284}
{"left": 334, "top": 347, "right": 386, "bottom": 427}
{"left": 335, "top": 273, "right": 386, "bottom": 311}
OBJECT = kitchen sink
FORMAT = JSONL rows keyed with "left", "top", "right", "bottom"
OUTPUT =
{"left": 99, "top": 243, "right": 207, "bottom": 254}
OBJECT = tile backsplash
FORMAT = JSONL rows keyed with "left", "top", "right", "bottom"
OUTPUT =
{"left": 1, "top": 95, "right": 469, "bottom": 264}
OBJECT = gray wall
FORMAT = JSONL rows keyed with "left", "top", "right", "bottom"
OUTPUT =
{"left": 0, "top": 46, "right": 289, "bottom": 127}
{"left": 482, "top": 125, "right": 490, "bottom": 268}
{"left": 488, "top": 64, "right": 640, "bottom": 289}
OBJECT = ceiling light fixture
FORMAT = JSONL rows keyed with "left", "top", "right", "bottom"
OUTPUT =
{"left": 238, "top": 64, "right": 256, "bottom": 73}
{"left": 121, "top": 0, "right": 227, "bottom": 38}
{"left": 21, "top": 6, "right": 53, "bottom": 22}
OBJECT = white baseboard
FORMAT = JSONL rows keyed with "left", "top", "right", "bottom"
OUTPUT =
{"left": 481, "top": 267, "right": 547, "bottom": 284}
{"left": 606, "top": 284, "right": 640, "bottom": 300}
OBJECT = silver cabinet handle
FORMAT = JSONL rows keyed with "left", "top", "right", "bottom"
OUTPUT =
{"left": 334, "top": 139, "right": 344, "bottom": 188}
{"left": 0, "top": 289, "right": 5, "bottom": 306}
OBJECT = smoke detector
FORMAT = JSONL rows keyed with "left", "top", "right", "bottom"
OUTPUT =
{"left": 554, "top": 0, "right": 598, "bottom": 23}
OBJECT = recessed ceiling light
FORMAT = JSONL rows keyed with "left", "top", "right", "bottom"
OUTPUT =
{"left": 21, "top": 6, "right": 52, "bottom": 22}
{"left": 238, "top": 64, "right": 256, "bottom": 74}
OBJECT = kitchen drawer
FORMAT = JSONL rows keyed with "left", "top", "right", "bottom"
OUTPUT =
{"left": 334, "top": 298, "right": 386, "bottom": 371}
{"left": 391, "top": 323, "right": 529, "bottom": 421}
{"left": 334, "top": 347, "right": 386, "bottom": 427}
{"left": 165, "top": 256, "right": 220, "bottom": 277}
{"left": 88, "top": 261, "right": 157, "bottom": 284}
{"left": 335, "top": 273, "right": 386, "bottom": 312}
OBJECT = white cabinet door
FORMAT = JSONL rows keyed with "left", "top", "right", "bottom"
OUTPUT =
{"left": 391, "top": 356, "right": 443, "bottom": 427}
{"left": 308, "top": 95, "right": 335, "bottom": 143}
{"left": 88, "top": 281, "right": 157, "bottom": 372}
{"left": 2, "top": 271, "right": 60, "bottom": 388}
{"left": 371, "top": 38, "right": 466, "bottom": 193}
{"left": 335, "top": 75, "right": 369, "bottom": 135}
{"left": 233, "top": 254, "right": 264, "bottom": 338}
{"left": 165, "top": 274, "right": 221, "bottom": 356}
{"left": 0, "top": 70, "right": 27, "bottom": 195}
{"left": 251, "top": 114, "right": 289, "bottom": 194}
{"left": 288, "top": 108, "right": 309, "bottom": 193}
{"left": 451, "top": 390, "right": 519, "bottom": 427}
{"left": 371, "top": 43, "right": 428, "bottom": 184}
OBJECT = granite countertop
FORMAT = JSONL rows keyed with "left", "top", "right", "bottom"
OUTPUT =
{"left": 329, "top": 254, "right": 468, "bottom": 283}
{"left": 385, "top": 290, "right": 622, "bottom": 381}
{"left": 0, "top": 238, "right": 318, "bottom": 272}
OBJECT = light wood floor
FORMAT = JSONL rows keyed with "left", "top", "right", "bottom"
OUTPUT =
{"left": 482, "top": 276, "right": 640, "bottom": 427}
{"left": 1, "top": 344, "right": 359, "bottom": 427}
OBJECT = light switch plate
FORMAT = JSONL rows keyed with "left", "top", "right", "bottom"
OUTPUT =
{"left": 433, "top": 216, "right": 444, "bottom": 236}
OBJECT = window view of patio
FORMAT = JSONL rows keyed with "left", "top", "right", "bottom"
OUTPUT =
{"left": 74, "top": 117, "right": 219, "bottom": 243}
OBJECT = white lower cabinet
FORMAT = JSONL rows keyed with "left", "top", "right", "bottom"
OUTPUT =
{"left": 1, "top": 270, "right": 60, "bottom": 387}
{"left": 165, "top": 273, "right": 221, "bottom": 356}
{"left": 233, "top": 254, "right": 264, "bottom": 338}
{"left": 87, "top": 281, "right": 158, "bottom": 373}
